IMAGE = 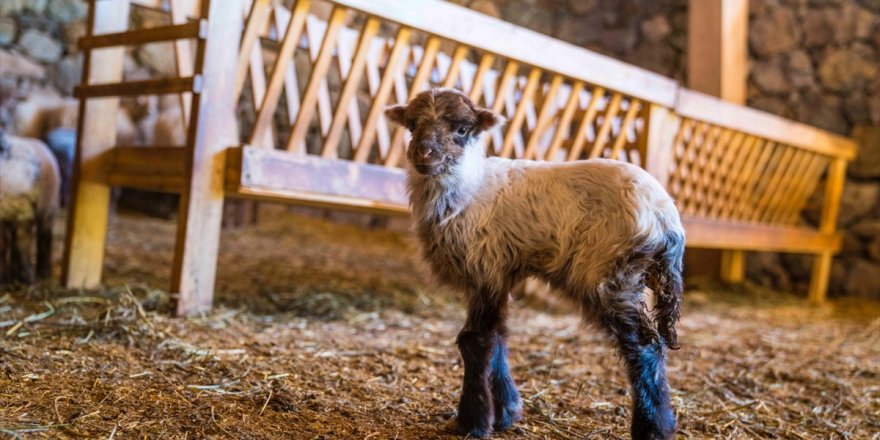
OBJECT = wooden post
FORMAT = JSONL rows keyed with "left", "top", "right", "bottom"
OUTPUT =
{"left": 688, "top": 0, "right": 749, "bottom": 103}
{"left": 62, "top": 1, "right": 130, "bottom": 288}
{"left": 642, "top": 103, "right": 679, "bottom": 189}
{"left": 808, "top": 158, "right": 846, "bottom": 304}
{"left": 171, "top": 0, "right": 243, "bottom": 315}
{"left": 688, "top": 0, "right": 749, "bottom": 282}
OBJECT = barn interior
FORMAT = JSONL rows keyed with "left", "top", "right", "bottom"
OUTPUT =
{"left": 1, "top": 0, "right": 879, "bottom": 438}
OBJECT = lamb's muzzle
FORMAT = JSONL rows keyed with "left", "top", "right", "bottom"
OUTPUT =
{"left": 386, "top": 88, "right": 684, "bottom": 440}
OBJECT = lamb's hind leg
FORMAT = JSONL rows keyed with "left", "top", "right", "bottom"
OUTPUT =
{"left": 600, "top": 293, "right": 676, "bottom": 440}
{"left": 489, "top": 312, "right": 521, "bottom": 431}
{"left": 449, "top": 292, "right": 507, "bottom": 438}
{"left": 36, "top": 215, "right": 53, "bottom": 280}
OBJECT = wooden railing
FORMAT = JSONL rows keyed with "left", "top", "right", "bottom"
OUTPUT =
{"left": 234, "top": 0, "right": 676, "bottom": 169}
{"left": 65, "top": 0, "right": 858, "bottom": 313}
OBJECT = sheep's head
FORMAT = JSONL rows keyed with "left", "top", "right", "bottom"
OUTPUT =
{"left": 385, "top": 88, "right": 501, "bottom": 176}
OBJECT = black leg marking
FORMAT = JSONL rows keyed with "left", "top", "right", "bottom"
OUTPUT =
{"left": 603, "top": 307, "right": 676, "bottom": 440}
{"left": 489, "top": 334, "right": 521, "bottom": 431}
{"left": 449, "top": 293, "right": 509, "bottom": 438}
{"left": 36, "top": 216, "right": 53, "bottom": 280}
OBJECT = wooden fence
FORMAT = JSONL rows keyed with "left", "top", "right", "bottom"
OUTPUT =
{"left": 64, "top": 0, "right": 857, "bottom": 314}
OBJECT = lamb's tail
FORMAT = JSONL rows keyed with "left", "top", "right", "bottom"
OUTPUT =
{"left": 647, "top": 230, "right": 684, "bottom": 350}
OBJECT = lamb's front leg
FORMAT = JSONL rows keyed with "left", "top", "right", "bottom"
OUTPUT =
{"left": 449, "top": 292, "right": 507, "bottom": 438}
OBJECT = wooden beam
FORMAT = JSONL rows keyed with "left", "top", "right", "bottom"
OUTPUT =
{"left": 107, "top": 146, "right": 187, "bottom": 193}
{"left": 78, "top": 20, "right": 205, "bottom": 49}
{"left": 227, "top": 146, "right": 409, "bottom": 213}
{"left": 62, "top": 0, "right": 131, "bottom": 289}
{"left": 682, "top": 217, "right": 840, "bottom": 254}
{"left": 74, "top": 76, "right": 202, "bottom": 98}
{"left": 676, "top": 89, "right": 857, "bottom": 160}
{"left": 171, "top": 0, "right": 243, "bottom": 315}
{"left": 688, "top": 0, "right": 748, "bottom": 104}
{"left": 329, "top": 0, "right": 678, "bottom": 106}
{"left": 687, "top": 0, "right": 749, "bottom": 284}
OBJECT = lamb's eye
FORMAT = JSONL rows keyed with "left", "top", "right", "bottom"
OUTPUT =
{"left": 455, "top": 126, "right": 469, "bottom": 136}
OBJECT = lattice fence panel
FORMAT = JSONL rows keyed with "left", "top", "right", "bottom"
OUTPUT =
{"left": 667, "top": 118, "right": 831, "bottom": 226}
{"left": 236, "top": 0, "right": 650, "bottom": 169}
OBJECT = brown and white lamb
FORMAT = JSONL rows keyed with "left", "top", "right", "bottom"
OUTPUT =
{"left": 386, "top": 88, "right": 684, "bottom": 440}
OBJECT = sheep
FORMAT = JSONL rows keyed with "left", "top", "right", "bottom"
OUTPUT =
{"left": 0, "top": 131, "right": 61, "bottom": 284}
{"left": 385, "top": 88, "right": 684, "bottom": 440}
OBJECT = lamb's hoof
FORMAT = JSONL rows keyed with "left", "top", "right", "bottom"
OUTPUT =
{"left": 446, "top": 416, "right": 493, "bottom": 438}
{"left": 493, "top": 403, "right": 522, "bottom": 431}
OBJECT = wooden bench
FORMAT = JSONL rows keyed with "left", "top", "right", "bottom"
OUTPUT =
{"left": 64, "top": 0, "right": 857, "bottom": 314}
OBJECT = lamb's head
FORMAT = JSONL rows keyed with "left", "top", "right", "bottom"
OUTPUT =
{"left": 385, "top": 88, "right": 502, "bottom": 176}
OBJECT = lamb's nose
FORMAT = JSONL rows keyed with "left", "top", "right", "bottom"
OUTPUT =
{"left": 420, "top": 149, "right": 432, "bottom": 160}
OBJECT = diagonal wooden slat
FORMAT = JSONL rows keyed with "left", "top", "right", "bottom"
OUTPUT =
{"left": 486, "top": 60, "right": 519, "bottom": 154}
{"left": 720, "top": 136, "right": 763, "bottom": 219}
{"left": 500, "top": 67, "right": 541, "bottom": 158}
{"left": 751, "top": 145, "right": 795, "bottom": 221}
{"left": 702, "top": 131, "right": 744, "bottom": 218}
{"left": 333, "top": 23, "right": 365, "bottom": 153}
{"left": 734, "top": 141, "right": 777, "bottom": 220}
{"left": 304, "top": 14, "right": 336, "bottom": 138}
{"left": 468, "top": 53, "right": 494, "bottom": 105}
{"left": 587, "top": 93, "right": 623, "bottom": 159}
{"left": 772, "top": 152, "right": 818, "bottom": 224}
{"left": 523, "top": 74, "right": 563, "bottom": 160}
{"left": 543, "top": 81, "right": 582, "bottom": 161}
{"left": 354, "top": 27, "right": 412, "bottom": 163}
{"left": 248, "top": 0, "right": 310, "bottom": 148}
{"left": 697, "top": 128, "right": 735, "bottom": 215}
{"left": 761, "top": 147, "right": 809, "bottom": 223}
{"left": 566, "top": 87, "right": 605, "bottom": 161}
{"left": 784, "top": 155, "right": 828, "bottom": 224}
{"left": 441, "top": 45, "right": 469, "bottom": 88}
{"left": 234, "top": 0, "right": 271, "bottom": 102}
{"left": 169, "top": 0, "right": 195, "bottom": 126}
{"left": 322, "top": 17, "right": 380, "bottom": 159}
{"left": 287, "top": 7, "right": 348, "bottom": 153}
{"left": 608, "top": 99, "right": 641, "bottom": 160}
{"left": 682, "top": 125, "right": 721, "bottom": 214}
{"left": 385, "top": 37, "right": 442, "bottom": 168}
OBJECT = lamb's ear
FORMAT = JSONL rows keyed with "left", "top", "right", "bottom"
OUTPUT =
{"left": 475, "top": 107, "right": 504, "bottom": 132}
{"left": 385, "top": 104, "right": 407, "bottom": 126}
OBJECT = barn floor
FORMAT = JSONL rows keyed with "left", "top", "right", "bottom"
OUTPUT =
{"left": 1, "top": 206, "right": 879, "bottom": 439}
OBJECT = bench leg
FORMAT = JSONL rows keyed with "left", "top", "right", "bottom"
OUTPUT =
{"left": 808, "top": 251, "right": 832, "bottom": 305}
{"left": 170, "top": 0, "right": 242, "bottom": 315}
{"left": 62, "top": 1, "right": 130, "bottom": 288}
{"left": 171, "top": 180, "right": 227, "bottom": 315}
{"left": 719, "top": 250, "right": 744, "bottom": 283}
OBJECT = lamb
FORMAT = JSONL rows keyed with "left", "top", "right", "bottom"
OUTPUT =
{"left": 0, "top": 131, "right": 61, "bottom": 284}
{"left": 385, "top": 88, "right": 684, "bottom": 440}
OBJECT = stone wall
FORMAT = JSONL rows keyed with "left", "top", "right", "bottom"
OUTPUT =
{"left": 1, "top": 0, "right": 878, "bottom": 298}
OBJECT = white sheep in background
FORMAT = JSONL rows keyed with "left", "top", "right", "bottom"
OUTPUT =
{"left": 0, "top": 132, "right": 60, "bottom": 283}
{"left": 386, "top": 88, "right": 684, "bottom": 440}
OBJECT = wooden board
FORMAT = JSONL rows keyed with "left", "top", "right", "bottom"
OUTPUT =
{"left": 682, "top": 217, "right": 840, "bottom": 254}
{"left": 227, "top": 146, "right": 409, "bottom": 213}
{"left": 676, "top": 89, "right": 857, "bottom": 160}
{"left": 62, "top": 0, "right": 131, "bottom": 289}
{"left": 688, "top": 0, "right": 748, "bottom": 104}
{"left": 107, "top": 146, "right": 187, "bottom": 193}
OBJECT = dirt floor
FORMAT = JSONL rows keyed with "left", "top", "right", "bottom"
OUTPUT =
{"left": 1, "top": 206, "right": 879, "bottom": 439}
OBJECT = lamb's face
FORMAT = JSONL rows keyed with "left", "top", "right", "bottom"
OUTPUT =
{"left": 385, "top": 88, "right": 500, "bottom": 176}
